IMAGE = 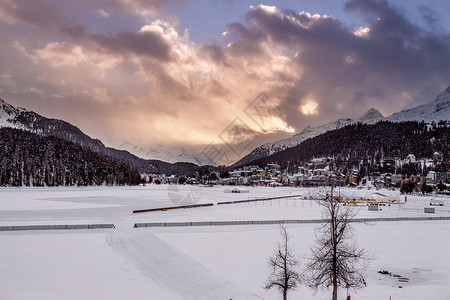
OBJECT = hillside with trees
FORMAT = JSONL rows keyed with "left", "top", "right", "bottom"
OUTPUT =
{"left": 0, "top": 128, "right": 142, "bottom": 187}
{"left": 1, "top": 98, "right": 199, "bottom": 175}
{"left": 250, "top": 121, "right": 450, "bottom": 175}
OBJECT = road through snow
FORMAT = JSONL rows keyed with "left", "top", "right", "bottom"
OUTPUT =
{"left": 106, "top": 229, "right": 263, "bottom": 300}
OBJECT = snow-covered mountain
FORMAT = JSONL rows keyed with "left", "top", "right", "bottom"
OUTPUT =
{"left": 0, "top": 98, "right": 105, "bottom": 150}
{"left": 386, "top": 86, "right": 450, "bottom": 123}
{"left": 3, "top": 85, "right": 448, "bottom": 168}
{"left": 232, "top": 108, "right": 384, "bottom": 167}
{"left": 233, "top": 86, "right": 450, "bottom": 167}
{"left": 0, "top": 98, "right": 25, "bottom": 129}
{"left": 118, "top": 142, "right": 201, "bottom": 165}
{"left": 0, "top": 98, "right": 199, "bottom": 174}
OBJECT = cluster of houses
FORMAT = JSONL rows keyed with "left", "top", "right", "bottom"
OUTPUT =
{"left": 140, "top": 153, "right": 449, "bottom": 193}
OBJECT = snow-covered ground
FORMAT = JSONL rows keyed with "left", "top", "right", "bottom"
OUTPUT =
{"left": 0, "top": 185, "right": 449, "bottom": 299}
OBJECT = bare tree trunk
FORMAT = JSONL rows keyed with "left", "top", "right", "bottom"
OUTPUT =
{"left": 331, "top": 185, "right": 338, "bottom": 300}
{"left": 332, "top": 282, "right": 337, "bottom": 300}
{"left": 283, "top": 288, "right": 287, "bottom": 300}
{"left": 332, "top": 235, "right": 338, "bottom": 300}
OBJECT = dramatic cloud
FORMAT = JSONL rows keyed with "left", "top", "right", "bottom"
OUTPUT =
{"left": 230, "top": 1, "right": 450, "bottom": 128}
{"left": 0, "top": 0, "right": 449, "bottom": 163}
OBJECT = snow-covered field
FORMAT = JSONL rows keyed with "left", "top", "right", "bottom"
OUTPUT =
{"left": 1, "top": 185, "right": 449, "bottom": 299}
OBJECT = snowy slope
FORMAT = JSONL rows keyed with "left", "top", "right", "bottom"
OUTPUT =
{"left": 233, "top": 108, "right": 384, "bottom": 167}
{"left": 386, "top": 86, "right": 450, "bottom": 123}
{"left": 0, "top": 98, "right": 25, "bottom": 129}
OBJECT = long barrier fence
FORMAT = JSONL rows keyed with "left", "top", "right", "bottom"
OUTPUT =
{"left": 134, "top": 216, "right": 450, "bottom": 228}
{"left": 0, "top": 224, "right": 115, "bottom": 231}
{"left": 133, "top": 203, "right": 214, "bottom": 214}
{"left": 2, "top": 217, "right": 449, "bottom": 231}
{"left": 217, "top": 195, "right": 303, "bottom": 205}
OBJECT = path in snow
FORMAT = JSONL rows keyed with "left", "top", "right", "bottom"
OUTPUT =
{"left": 106, "top": 230, "right": 263, "bottom": 300}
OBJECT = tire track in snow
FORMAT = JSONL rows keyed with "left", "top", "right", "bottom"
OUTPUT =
{"left": 106, "top": 231, "right": 263, "bottom": 300}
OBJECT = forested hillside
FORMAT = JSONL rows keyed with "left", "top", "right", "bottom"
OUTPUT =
{"left": 1, "top": 98, "right": 199, "bottom": 175}
{"left": 251, "top": 121, "right": 450, "bottom": 174}
{"left": 0, "top": 128, "right": 142, "bottom": 186}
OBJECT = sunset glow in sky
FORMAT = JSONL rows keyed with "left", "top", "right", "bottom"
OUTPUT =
{"left": 0, "top": 0, "right": 449, "bottom": 155}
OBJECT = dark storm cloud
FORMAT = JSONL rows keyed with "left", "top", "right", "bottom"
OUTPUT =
{"left": 0, "top": 0, "right": 60, "bottom": 28}
{"left": 342, "top": 0, "right": 450, "bottom": 77}
{"left": 1, "top": 0, "right": 449, "bottom": 150}
{"left": 0, "top": 0, "right": 176, "bottom": 61}
{"left": 344, "top": 0, "right": 417, "bottom": 36}
{"left": 95, "top": 0, "right": 189, "bottom": 15}
{"left": 64, "top": 25, "right": 174, "bottom": 62}
{"left": 85, "top": 30, "right": 174, "bottom": 61}
{"left": 224, "top": 1, "right": 450, "bottom": 129}
{"left": 56, "top": 23, "right": 174, "bottom": 61}
{"left": 224, "top": 22, "right": 267, "bottom": 57}
{"left": 201, "top": 44, "right": 230, "bottom": 66}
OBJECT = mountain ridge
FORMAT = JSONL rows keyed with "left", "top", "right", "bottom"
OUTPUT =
{"left": 386, "top": 86, "right": 450, "bottom": 123}
{"left": 2, "top": 85, "right": 449, "bottom": 170}
{"left": 250, "top": 121, "right": 450, "bottom": 173}
{"left": 0, "top": 98, "right": 199, "bottom": 175}
{"left": 232, "top": 86, "right": 450, "bottom": 168}
{"left": 232, "top": 107, "right": 385, "bottom": 167}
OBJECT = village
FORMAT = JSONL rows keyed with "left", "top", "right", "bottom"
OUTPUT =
{"left": 142, "top": 152, "right": 450, "bottom": 195}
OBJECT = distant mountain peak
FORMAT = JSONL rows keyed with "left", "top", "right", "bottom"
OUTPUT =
{"left": 362, "top": 107, "right": 383, "bottom": 118}
{"left": 360, "top": 108, "right": 384, "bottom": 123}
{"left": 232, "top": 106, "right": 384, "bottom": 167}
{"left": 0, "top": 98, "right": 21, "bottom": 127}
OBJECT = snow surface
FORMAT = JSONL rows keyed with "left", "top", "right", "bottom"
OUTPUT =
{"left": 1, "top": 185, "right": 450, "bottom": 299}
{"left": 386, "top": 87, "right": 450, "bottom": 123}
{"left": 0, "top": 98, "right": 20, "bottom": 129}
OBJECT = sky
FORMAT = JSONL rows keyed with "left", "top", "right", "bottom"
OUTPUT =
{"left": 0, "top": 0, "right": 449, "bottom": 164}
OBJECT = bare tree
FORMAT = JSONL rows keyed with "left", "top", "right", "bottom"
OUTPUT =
{"left": 305, "top": 186, "right": 370, "bottom": 300}
{"left": 265, "top": 225, "right": 302, "bottom": 300}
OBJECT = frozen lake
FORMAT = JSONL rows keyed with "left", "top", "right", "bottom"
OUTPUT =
{"left": 0, "top": 185, "right": 449, "bottom": 299}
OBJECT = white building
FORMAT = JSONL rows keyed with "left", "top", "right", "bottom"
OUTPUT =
{"left": 405, "top": 154, "right": 416, "bottom": 163}
{"left": 426, "top": 171, "right": 437, "bottom": 182}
